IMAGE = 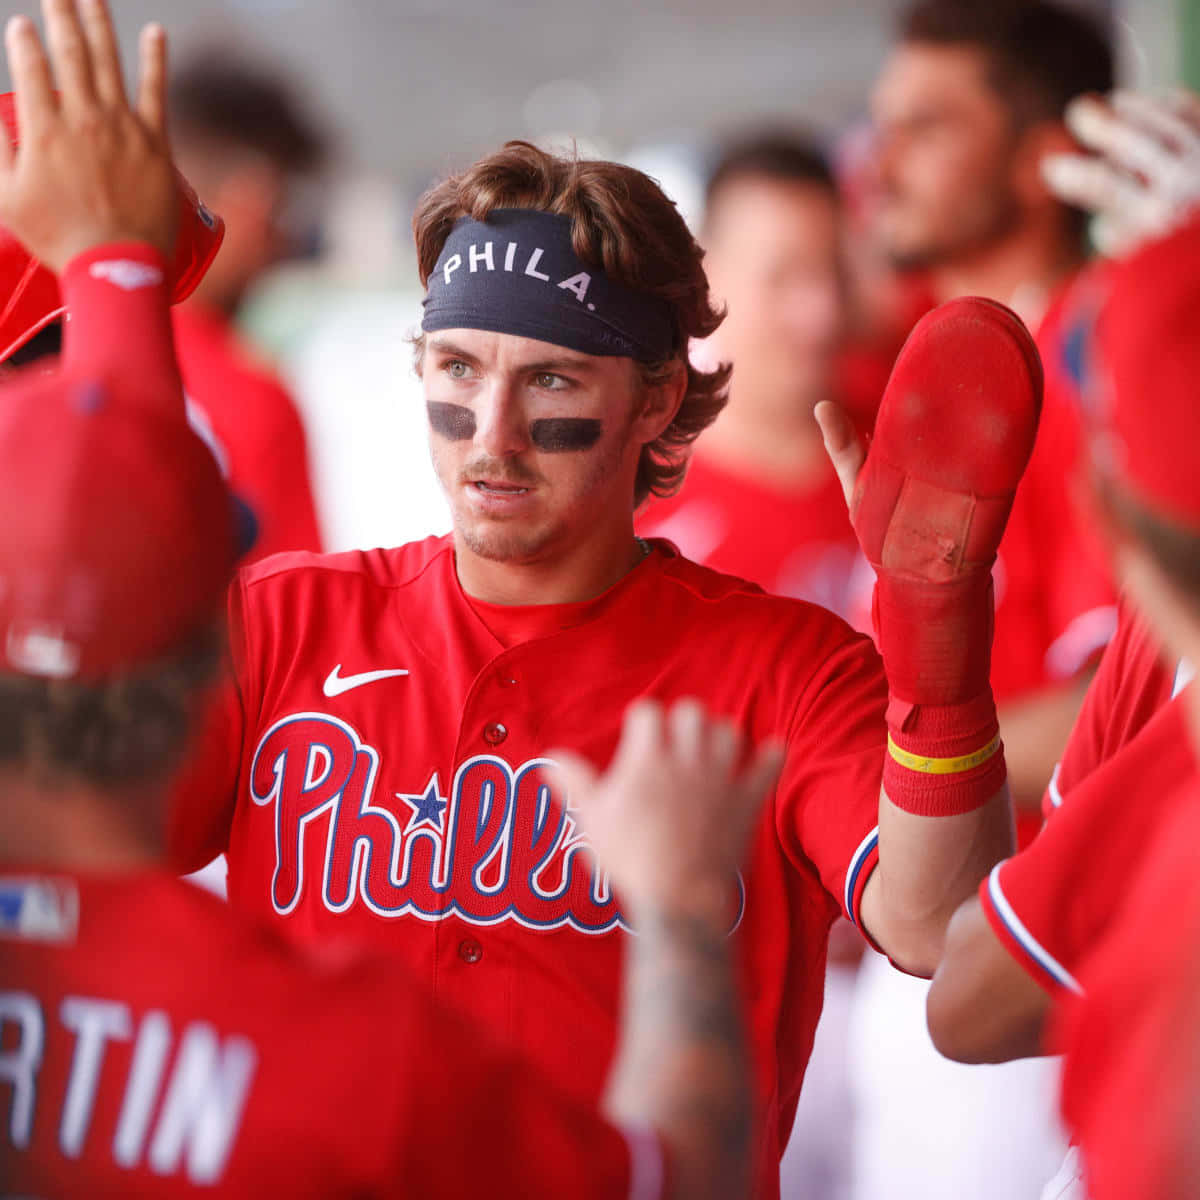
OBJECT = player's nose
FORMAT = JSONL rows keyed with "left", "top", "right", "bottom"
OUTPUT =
{"left": 473, "top": 377, "right": 532, "bottom": 458}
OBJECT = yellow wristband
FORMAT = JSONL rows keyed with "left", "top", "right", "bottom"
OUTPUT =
{"left": 887, "top": 733, "right": 1002, "bottom": 776}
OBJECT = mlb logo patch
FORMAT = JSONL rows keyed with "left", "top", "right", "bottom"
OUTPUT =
{"left": 0, "top": 876, "right": 79, "bottom": 943}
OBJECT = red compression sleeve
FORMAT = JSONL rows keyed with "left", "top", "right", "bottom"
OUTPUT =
{"left": 59, "top": 242, "right": 182, "bottom": 406}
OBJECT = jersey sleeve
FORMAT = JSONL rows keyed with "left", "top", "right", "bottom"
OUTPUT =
{"left": 981, "top": 696, "right": 1190, "bottom": 998}
{"left": 166, "top": 574, "right": 252, "bottom": 873}
{"left": 776, "top": 625, "right": 888, "bottom": 936}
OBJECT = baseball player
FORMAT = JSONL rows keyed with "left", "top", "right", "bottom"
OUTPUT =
{"left": 1051, "top": 520, "right": 1200, "bottom": 1200}
{"left": 0, "top": 349, "right": 775, "bottom": 1196}
{"left": 636, "top": 133, "right": 867, "bottom": 624}
{"left": 168, "top": 50, "right": 326, "bottom": 562}
{"left": 2, "top": 4, "right": 1044, "bottom": 1197}
{"left": 854, "top": 9, "right": 1121, "bottom": 1190}
{"left": 925, "top": 209, "right": 1200, "bottom": 1198}
{"left": 0, "top": 11, "right": 781, "bottom": 1197}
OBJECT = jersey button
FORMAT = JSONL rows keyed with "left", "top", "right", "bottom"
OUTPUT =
{"left": 458, "top": 938, "right": 484, "bottom": 964}
{"left": 483, "top": 721, "right": 508, "bottom": 746}
{"left": 498, "top": 674, "right": 519, "bottom": 689}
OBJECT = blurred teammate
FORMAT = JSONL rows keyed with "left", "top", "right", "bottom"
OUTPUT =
{"left": 848, "top": 5, "right": 1118, "bottom": 1195}
{"left": 927, "top": 207, "right": 1200, "bottom": 1200}
{"left": 0, "top": 8, "right": 777, "bottom": 1196}
{"left": 638, "top": 134, "right": 864, "bottom": 622}
{"left": 162, "top": 110, "right": 1040, "bottom": 1200}
{"left": 169, "top": 48, "right": 325, "bottom": 560}
{"left": 634, "top": 132, "right": 866, "bottom": 1200}
{"left": 870, "top": 0, "right": 1116, "bottom": 823}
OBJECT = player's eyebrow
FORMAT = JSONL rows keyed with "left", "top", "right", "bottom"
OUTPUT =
{"left": 426, "top": 337, "right": 482, "bottom": 365}
{"left": 521, "top": 355, "right": 599, "bottom": 376}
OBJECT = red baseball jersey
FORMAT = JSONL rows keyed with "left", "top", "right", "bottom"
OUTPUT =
{"left": 984, "top": 279, "right": 1116, "bottom": 704}
{"left": 1043, "top": 606, "right": 1191, "bottom": 818}
{"left": 979, "top": 692, "right": 1192, "bottom": 999}
{"left": 1053, "top": 776, "right": 1200, "bottom": 1200}
{"left": 0, "top": 868, "right": 662, "bottom": 1198}
{"left": 637, "top": 454, "right": 868, "bottom": 625}
{"left": 173, "top": 305, "right": 322, "bottom": 562}
{"left": 170, "top": 536, "right": 887, "bottom": 1199}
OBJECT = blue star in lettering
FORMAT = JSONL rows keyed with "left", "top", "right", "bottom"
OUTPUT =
{"left": 397, "top": 774, "right": 447, "bottom": 833}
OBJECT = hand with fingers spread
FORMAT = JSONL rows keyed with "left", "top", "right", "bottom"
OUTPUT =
{"left": 548, "top": 698, "right": 784, "bottom": 925}
{"left": 0, "top": 0, "right": 175, "bottom": 273}
{"left": 1042, "top": 89, "right": 1200, "bottom": 258}
{"left": 550, "top": 699, "right": 782, "bottom": 1200}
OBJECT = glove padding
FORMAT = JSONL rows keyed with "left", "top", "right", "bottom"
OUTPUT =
{"left": 853, "top": 296, "right": 1043, "bottom": 706}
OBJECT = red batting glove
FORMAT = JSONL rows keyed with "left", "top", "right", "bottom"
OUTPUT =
{"left": 854, "top": 297, "right": 1043, "bottom": 814}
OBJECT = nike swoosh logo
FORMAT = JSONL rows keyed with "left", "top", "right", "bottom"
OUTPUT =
{"left": 322, "top": 665, "right": 410, "bottom": 697}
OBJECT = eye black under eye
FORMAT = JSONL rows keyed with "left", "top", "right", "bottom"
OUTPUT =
{"left": 530, "top": 418, "right": 603, "bottom": 452}
{"left": 427, "top": 401, "right": 476, "bottom": 440}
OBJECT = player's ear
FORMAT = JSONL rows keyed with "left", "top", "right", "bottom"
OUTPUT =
{"left": 631, "top": 359, "right": 687, "bottom": 444}
{"left": 1016, "top": 120, "right": 1078, "bottom": 210}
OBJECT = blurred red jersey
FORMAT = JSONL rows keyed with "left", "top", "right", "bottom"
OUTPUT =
{"left": 985, "top": 281, "right": 1116, "bottom": 703}
{"left": 1053, "top": 774, "right": 1200, "bottom": 1200}
{"left": 174, "top": 305, "right": 322, "bottom": 562}
{"left": 1043, "top": 607, "right": 1191, "bottom": 818}
{"left": 979, "top": 693, "right": 1192, "bottom": 998}
{"left": 637, "top": 455, "right": 866, "bottom": 624}
{"left": 170, "top": 536, "right": 888, "bottom": 1200}
{"left": 0, "top": 869, "right": 661, "bottom": 1198}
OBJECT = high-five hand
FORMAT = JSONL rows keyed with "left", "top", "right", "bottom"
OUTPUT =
{"left": 1042, "top": 90, "right": 1200, "bottom": 258}
{"left": 0, "top": 0, "right": 176, "bottom": 273}
{"left": 547, "top": 698, "right": 784, "bottom": 925}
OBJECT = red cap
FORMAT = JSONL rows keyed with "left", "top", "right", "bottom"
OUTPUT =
{"left": 1089, "top": 214, "right": 1200, "bottom": 527}
{"left": 0, "top": 92, "right": 224, "bottom": 363}
{"left": 0, "top": 367, "right": 235, "bottom": 679}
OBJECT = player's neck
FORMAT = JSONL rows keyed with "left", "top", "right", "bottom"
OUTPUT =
{"left": 0, "top": 771, "right": 164, "bottom": 872}
{"left": 931, "top": 222, "right": 1084, "bottom": 329}
{"left": 701, "top": 386, "right": 832, "bottom": 488}
{"left": 454, "top": 518, "right": 648, "bottom": 607}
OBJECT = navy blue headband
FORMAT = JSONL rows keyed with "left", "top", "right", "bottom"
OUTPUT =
{"left": 421, "top": 209, "right": 676, "bottom": 363}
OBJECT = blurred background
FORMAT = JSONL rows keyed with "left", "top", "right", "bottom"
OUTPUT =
{"left": 0, "top": 0, "right": 1178, "bottom": 554}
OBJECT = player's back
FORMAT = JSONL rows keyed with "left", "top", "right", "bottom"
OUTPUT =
{"left": 0, "top": 868, "right": 416, "bottom": 1196}
{"left": 0, "top": 867, "right": 644, "bottom": 1199}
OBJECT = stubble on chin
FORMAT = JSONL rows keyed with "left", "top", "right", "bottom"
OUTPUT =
{"left": 456, "top": 518, "right": 558, "bottom": 564}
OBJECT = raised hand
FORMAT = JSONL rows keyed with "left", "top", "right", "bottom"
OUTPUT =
{"left": 547, "top": 698, "right": 783, "bottom": 925}
{"left": 0, "top": 0, "right": 176, "bottom": 273}
{"left": 1042, "top": 90, "right": 1200, "bottom": 258}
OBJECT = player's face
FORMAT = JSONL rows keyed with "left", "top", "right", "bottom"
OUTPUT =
{"left": 422, "top": 329, "right": 653, "bottom": 564}
{"left": 704, "top": 178, "right": 845, "bottom": 409}
{"left": 871, "top": 43, "right": 1022, "bottom": 269}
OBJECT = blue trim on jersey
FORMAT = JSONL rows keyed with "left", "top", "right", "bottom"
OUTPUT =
{"left": 986, "top": 863, "right": 1082, "bottom": 995}
{"left": 844, "top": 826, "right": 879, "bottom": 928}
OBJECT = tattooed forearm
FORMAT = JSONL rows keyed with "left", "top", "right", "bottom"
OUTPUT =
{"left": 605, "top": 907, "right": 752, "bottom": 1200}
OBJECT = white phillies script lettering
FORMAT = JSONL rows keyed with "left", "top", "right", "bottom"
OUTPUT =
{"left": 0, "top": 991, "right": 257, "bottom": 1185}
{"left": 443, "top": 241, "right": 594, "bottom": 307}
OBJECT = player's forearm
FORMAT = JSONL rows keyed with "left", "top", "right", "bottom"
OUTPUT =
{"left": 926, "top": 897, "right": 1051, "bottom": 1063}
{"left": 605, "top": 906, "right": 752, "bottom": 1200}
{"left": 59, "top": 243, "right": 184, "bottom": 400}
{"left": 864, "top": 783, "right": 1015, "bottom": 977}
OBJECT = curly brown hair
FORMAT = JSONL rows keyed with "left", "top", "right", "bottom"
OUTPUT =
{"left": 412, "top": 140, "right": 730, "bottom": 503}
{"left": 0, "top": 626, "right": 222, "bottom": 790}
